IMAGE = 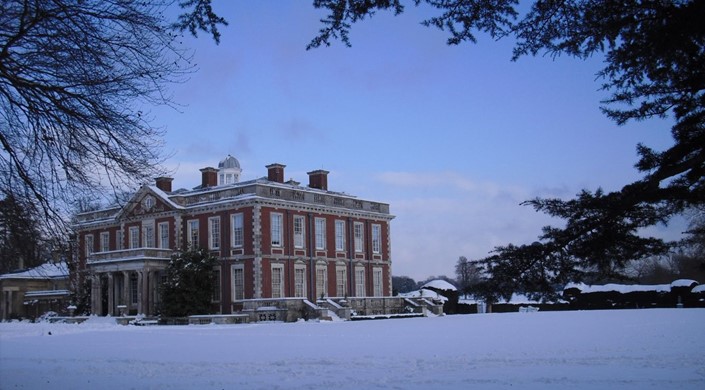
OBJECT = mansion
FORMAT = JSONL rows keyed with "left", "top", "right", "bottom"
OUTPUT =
{"left": 73, "top": 157, "right": 396, "bottom": 319}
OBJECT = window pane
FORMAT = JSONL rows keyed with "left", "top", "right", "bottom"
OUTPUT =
{"left": 272, "top": 266, "right": 283, "bottom": 298}
{"left": 315, "top": 218, "right": 326, "bottom": 250}
{"left": 209, "top": 217, "right": 220, "bottom": 250}
{"left": 100, "top": 232, "right": 109, "bottom": 252}
{"left": 316, "top": 267, "right": 327, "bottom": 298}
{"left": 355, "top": 268, "right": 365, "bottom": 297}
{"left": 354, "top": 222, "right": 363, "bottom": 253}
{"left": 233, "top": 267, "right": 244, "bottom": 300}
{"left": 188, "top": 220, "right": 199, "bottom": 248}
{"left": 335, "top": 220, "right": 345, "bottom": 251}
{"left": 373, "top": 268, "right": 383, "bottom": 296}
{"left": 293, "top": 216, "right": 304, "bottom": 249}
{"left": 116, "top": 230, "right": 124, "bottom": 250}
{"left": 143, "top": 223, "right": 154, "bottom": 248}
{"left": 159, "top": 223, "right": 169, "bottom": 249}
{"left": 336, "top": 268, "right": 346, "bottom": 297}
{"left": 372, "top": 224, "right": 381, "bottom": 254}
{"left": 129, "top": 227, "right": 139, "bottom": 249}
{"left": 232, "top": 213, "right": 243, "bottom": 247}
{"left": 271, "top": 213, "right": 282, "bottom": 247}
{"left": 295, "top": 267, "right": 305, "bottom": 297}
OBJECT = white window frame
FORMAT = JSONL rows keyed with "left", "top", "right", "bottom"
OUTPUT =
{"left": 271, "top": 264, "right": 284, "bottom": 298}
{"left": 209, "top": 216, "right": 220, "bottom": 250}
{"left": 336, "top": 266, "right": 346, "bottom": 297}
{"left": 231, "top": 213, "right": 244, "bottom": 248}
{"left": 334, "top": 220, "right": 345, "bottom": 252}
{"left": 129, "top": 226, "right": 139, "bottom": 249}
{"left": 116, "top": 230, "right": 124, "bottom": 251}
{"left": 187, "top": 219, "right": 199, "bottom": 249}
{"left": 158, "top": 222, "right": 169, "bottom": 249}
{"left": 100, "top": 232, "right": 110, "bottom": 252}
{"left": 373, "top": 267, "right": 383, "bottom": 297}
{"left": 294, "top": 265, "right": 306, "bottom": 298}
{"left": 143, "top": 221, "right": 155, "bottom": 248}
{"left": 232, "top": 265, "right": 244, "bottom": 301}
{"left": 293, "top": 215, "right": 305, "bottom": 249}
{"left": 354, "top": 222, "right": 364, "bottom": 253}
{"left": 85, "top": 234, "right": 94, "bottom": 257}
{"left": 372, "top": 224, "right": 381, "bottom": 254}
{"left": 271, "top": 213, "right": 283, "bottom": 247}
{"left": 316, "top": 264, "right": 327, "bottom": 299}
{"left": 355, "top": 267, "right": 366, "bottom": 297}
{"left": 315, "top": 218, "right": 326, "bottom": 250}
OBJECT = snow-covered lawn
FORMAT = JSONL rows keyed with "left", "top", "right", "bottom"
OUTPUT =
{"left": 1, "top": 309, "right": 703, "bottom": 389}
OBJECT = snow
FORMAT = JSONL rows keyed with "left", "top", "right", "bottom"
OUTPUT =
{"left": 692, "top": 285, "right": 705, "bottom": 293}
{"left": 421, "top": 279, "right": 457, "bottom": 291}
{"left": 671, "top": 279, "right": 699, "bottom": 288}
{"left": 399, "top": 288, "right": 448, "bottom": 302}
{"left": 1, "top": 309, "right": 703, "bottom": 389}
{"left": 148, "top": 185, "right": 185, "bottom": 210}
{"left": 0, "top": 261, "right": 68, "bottom": 280}
{"left": 565, "top": 282, "right": 672, "bottom": 294}
{"left": 458, "top": 293, "right": 559, "bottom": 305}
{"left": 503, "top": 293, "right": 542, "bottom": 304}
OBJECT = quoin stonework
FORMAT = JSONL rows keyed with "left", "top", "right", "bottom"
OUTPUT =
{"left": 73, "top": 156, "right": 403, "bottom": 320}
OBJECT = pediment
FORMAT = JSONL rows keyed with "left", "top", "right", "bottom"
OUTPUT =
{"left": 116, "top": 186, "right": 177, "bottom": 220}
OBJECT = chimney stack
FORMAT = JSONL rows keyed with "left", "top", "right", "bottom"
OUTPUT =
{"left": 307, "top": 169, "right": 329, "bottom": 191}
{"left": 200, "top": 167, "right": 218, "bottom": 188}
{"left": 155, "top": 176, "right": 173, "bottom": 192}
{"left": 266, "top": 163, "right": 286, "bottom": 184}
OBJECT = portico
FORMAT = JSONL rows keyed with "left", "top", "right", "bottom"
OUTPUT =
{"left": 87, "top": 248, "right": 172, "bottom": 316}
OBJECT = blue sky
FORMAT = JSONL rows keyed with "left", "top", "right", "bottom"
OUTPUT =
{"left": 151, "top": 2, "right": 680, "bottom": 281}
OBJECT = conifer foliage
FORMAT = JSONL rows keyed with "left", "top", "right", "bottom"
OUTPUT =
{"left": 159, "top": 248, "right": 218, "bottom": 317}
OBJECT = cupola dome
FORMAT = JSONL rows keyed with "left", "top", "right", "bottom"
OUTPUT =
{"left": 217, "top": 155, "right": 242, "bottom": 185}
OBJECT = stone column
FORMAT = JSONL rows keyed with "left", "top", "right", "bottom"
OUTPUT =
{"left": 147, "top": 270, "right": 154, "bottom": 315}
{"left": 150, "top": 270, "right": 162, "bottom": 315}
{"left": 122, "top": 271, "right": 130, "bottom": 313}
{"left": 141, "top": 269, "right": 150, "bottom": 316}
{"left": 107, "top": 273, "right": 114, "bottom": 316}
{"left": 91, "top": 273, "right": 101, "bottom": 316}
{"left": 136, "top": 271, "right": 143, "bottom": 314}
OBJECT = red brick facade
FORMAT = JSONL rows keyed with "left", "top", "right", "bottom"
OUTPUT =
{"left": 74, "top": 160, "right": 394, "bottom": 316}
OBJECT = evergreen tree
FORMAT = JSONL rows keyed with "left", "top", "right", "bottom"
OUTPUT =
{"left": 392, "top": 275, "right": 417, "bottom": 295}
{"left": 0, "top": 196, "right": 44, "bottom": 273}
{"left": 159, "top": 248, "right": 218, "bottom": 317}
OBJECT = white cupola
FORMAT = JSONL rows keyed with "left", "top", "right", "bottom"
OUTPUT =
{"left": 217, "top": 155, "right": 242, "bottom": 185}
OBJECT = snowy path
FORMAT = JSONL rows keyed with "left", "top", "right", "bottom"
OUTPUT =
{"left": 1, "top": 309, "right": 703, "bottom": 389}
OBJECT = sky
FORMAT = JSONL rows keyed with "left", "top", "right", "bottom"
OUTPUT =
{"left": 150, "top": 1, "right": 681, "bottom": 281}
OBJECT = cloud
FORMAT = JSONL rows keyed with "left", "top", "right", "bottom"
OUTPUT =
{"left": 373, "top": 171, "right": 558, "bottom": 281}
{"left": 375, "top": 171, "right": 527, "bottom": 200}
{"left": 279, "top": 117, "right": 325, "bottom": 141}
{"left": 233, "top": 131, "right": 252, "bottom": 155}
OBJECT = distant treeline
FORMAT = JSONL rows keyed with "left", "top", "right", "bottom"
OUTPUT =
{"left": 433, "top": 280, "right": 704, "bottom": 314}
{"left": 563, "top": 280, "right": 703, "bottom": 310}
